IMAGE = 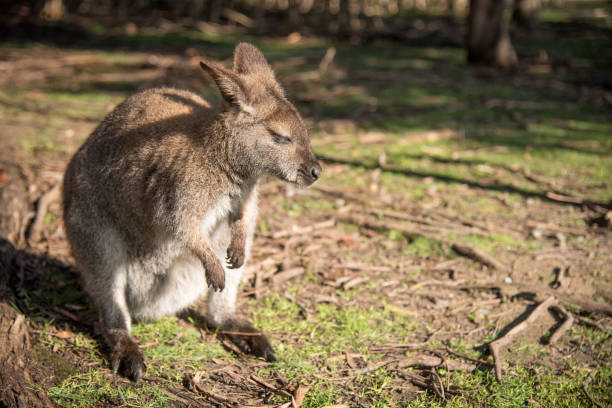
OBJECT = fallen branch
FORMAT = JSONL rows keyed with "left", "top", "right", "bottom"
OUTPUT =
{"left": 318, "top": 47, "right": 336, "bottom": 73}
{"left": 222, "top": 8, "right": 254, "bottom": 27}
{"left": 451, "top": 243, "right": 510, "bottom": 273}
{"left": 462, "top": 282, "right": 612, "bottom": 317}
{"left": 550, "top": 266, "right": 571, "bottom": 290}
{"left": 250, "top": 374, "right": 293, "bottom": 399}
{"left": 337, "top": 213, "right": 437, "bottom": 241}
{"left": 545, "top": 191, "right": 584, "bottom": 205}
{"left": 28, "top": 182, "right": 61, "bottom": 243}
{"left": 271, "top": 218, "right": 336, "bottom": 239}
{"left": 444, "top": 347, "right": 491, "bottom": 366}
{"left": 395, "top": 355, "right": 475, "bottom": 372}
{"left": 489, "top": 296, "right": 556, "bottom": 382}
{"left": 271, "top": 267, "right": 305, "bottom": 286}
{"left": 582, "top": 374, "right": 604, "bottom": 408}
{"left": 548, "top": 304, "right": 574, "bottom": 345}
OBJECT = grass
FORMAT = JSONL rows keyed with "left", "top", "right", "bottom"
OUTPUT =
{"left": 47, "top": 370, "right": 171, "bottom": 408}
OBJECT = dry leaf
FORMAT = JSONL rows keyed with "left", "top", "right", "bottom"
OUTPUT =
{"left": 55, "top": 330, "right": 74, "bottom": 339}
{"left": 294, "top": 385, "right": 309, "bottom": 407}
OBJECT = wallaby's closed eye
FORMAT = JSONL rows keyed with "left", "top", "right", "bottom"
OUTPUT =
{"left": 62, "top": 43, "right": 321, "bottom": 382}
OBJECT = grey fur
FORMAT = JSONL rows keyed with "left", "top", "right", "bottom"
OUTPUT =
{"left": 62, "top": 43, "right": 321, "bottom": 381}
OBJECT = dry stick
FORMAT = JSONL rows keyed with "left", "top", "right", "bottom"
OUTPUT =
{"left": 28, "top": 182, "right": 61, "bottom": 243}
{"left": 337, "top": 213, "right": 437, "bottom": 241}
{"left": 464, "top": 282, "right": 612, "bottom": 317}
{"left": 426, "top": 369, "right": 445, "bottom": 399}
{"left": 444, "top": 347, "right": 491, "bottom": 366}
{"left": 545, "top": 191, "right": 584, "bottom": 205}
{"left": 550, "top": 266, "right": 571, "bottom": 290}
{"left": 282, "top": 292, "right": 308, "bottom": 318}
{"left": 192, "top": 375, "right": 240, "bottom": 407}
{"left": 576, "top": 316, "right": 606, "bottom": 331}
{"left": 395, "top": 355, "right": 475, "bottom": 372}
{"left": 489, "top": 296, "right": 557, "bottom": 382}
{"left": 359, "top": 208, "right": 498, "bottom": 238}
{"left": 249, "top": 374, "right": 293, "bottom": 399}
{"left": 271, "top": 267, "right": 305, "bottom": 286}
{"left": 318, "top": 47, "right": 336, "bottom": 73}
{"left": 548, "top": 304, "right": 574, "bottom": 345}
{"left": 582, "top": 374, "right": 604, "bottom": 408}
{"left": 337, "top": 213, "right": 513, "bottom": 274}
{"left": 271, "top": 218, "right": 336, "bottom": 239}
{"left": 159, "top": 389, "right": 205, "bottom": 407}
{"left": 369, "top": 341, "right": 431, "bottom": 352}
{"left": 430, "top": 350, "right": 450, "bottom": 392}
{"left": 451, "top": 243, "right": 510, "bottom": 273}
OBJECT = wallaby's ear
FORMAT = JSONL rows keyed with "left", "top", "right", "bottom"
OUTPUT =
{"left": 233, "top": 42, "right": 275, "bottom": 80}
{"left": 200, "top": 60, "right": 254, "bottom": 113}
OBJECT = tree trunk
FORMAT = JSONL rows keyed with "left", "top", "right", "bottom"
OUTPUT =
{"left": 513, "top": 0, "right": 539, "bottom": 29}
{"left": 0, "top": 162, "right": 54, "bottom": 407}
{"left": 467, "top": 0, "right": 517, "bottom": 69}
{"left": 338, "top": 0, "right": 351, "bottom": 35}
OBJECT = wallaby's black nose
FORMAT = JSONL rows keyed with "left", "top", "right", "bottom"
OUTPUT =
{"left": 310, "top": 163, "right": 322, "bottom": 181}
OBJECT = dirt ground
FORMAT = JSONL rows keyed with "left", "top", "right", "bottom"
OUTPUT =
{"left": 1, "top": 10, "right": 611, "bottom": 407}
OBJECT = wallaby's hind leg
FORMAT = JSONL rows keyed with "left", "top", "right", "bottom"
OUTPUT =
{"left": 97, "top": 270, "right": 147, "bottom": 382}
{"left": 69, "top": 222, "right": 146, "bottom": 382}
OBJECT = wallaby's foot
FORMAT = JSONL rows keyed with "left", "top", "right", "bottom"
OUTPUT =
{"left": 201, "top": 254, "right": 225, "bottom": 291}
{"left": 219, "top": 317, "right": 276, "bottom": 362}
{"left": 110, "top": 336, "right": 147, "bottom": 383}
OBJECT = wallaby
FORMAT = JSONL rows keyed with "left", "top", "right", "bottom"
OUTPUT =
{"left": 62, "top": 43, "right": 322, "bottom": 382}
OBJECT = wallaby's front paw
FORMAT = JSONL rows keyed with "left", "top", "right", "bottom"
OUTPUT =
{"left": 111, "top": 340, "right": 146, "bottom": 383}
{"left": 226, "top": 245, "right": 245, "bottom": 269}
{"left": 203, "top": 257, "right": 225, "bottom": 291}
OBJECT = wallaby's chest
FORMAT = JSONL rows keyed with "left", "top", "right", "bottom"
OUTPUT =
{"left": 199, "top": 186, "right": 251, "bottom": 236}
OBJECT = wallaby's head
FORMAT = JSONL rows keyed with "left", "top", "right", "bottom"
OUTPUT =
{"left": 200, "top": 43, "right": 322, "bottom": 186}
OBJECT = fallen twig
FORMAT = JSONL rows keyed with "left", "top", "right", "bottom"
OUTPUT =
{"left": 28, "top": 182, "right": 61, "bottom": 243}
{"left": 271, "top": 218, "right": 336, "bottom": 239}
{"left": 550, "top": 266, "right": 571, "bottom": 290}
{"left": 548, "top": 303, "right": 574, "bottom": 345}
{"left": 451, "top": 243, "right": 510, "bottom": 273}
{"left": 582, "top": 374, "right": 604, "bottom": 408}
{"left": 427, "top": 369, "right": 445, "bottom": 399}
{"left": 576, "top": 316, "right": 607, "bottom": 331}
{"left": 189, "top": 371, "right": 241, "bottom": 406}
{"left": 282, "top": 292, "right": 308, "bottom": 318}
{"left": 545, "top": 191, "right": 584, "bottom": 205}
{"left": 444, "top": 347, "right": 491, "bottom": 366}
{"left": 395, "top": 355, "right": 475, "bottom": 372}
{"left": 250, "top": 374, "right": 293, "bottom": 399}
{"left": 318, "top": 47, "right": 336, "bottom": 73}
{"left": 460, "top": 282, "right": 612, "bottom": 317}
{"left": 271, "top": 267, "right": 305, "bottom": 286}
{"left": 337, "top": 213, "right": 437, "bottom": 241}
{"left": 489, "top": 296, "right": 557, "bottom": 382}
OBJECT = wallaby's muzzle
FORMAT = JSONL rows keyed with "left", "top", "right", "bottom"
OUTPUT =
{"left": 310, "top": 161, "right": 322, "bottom": 182}
{"left": 298, "top": 160, "right": 322, "bottom": 186}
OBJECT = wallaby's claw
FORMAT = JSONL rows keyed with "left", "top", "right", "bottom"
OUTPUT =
{"left": 204, "top": 258, "right": 226, "bottom": 291}
{"left": 226, "top": 247, "right": 245, "bottom": 269}
{"left": 111, "top": 342, "right": 146, "bottom": 383}
{"left": 206, "top": 270, "right": 225, "bottom": 291}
